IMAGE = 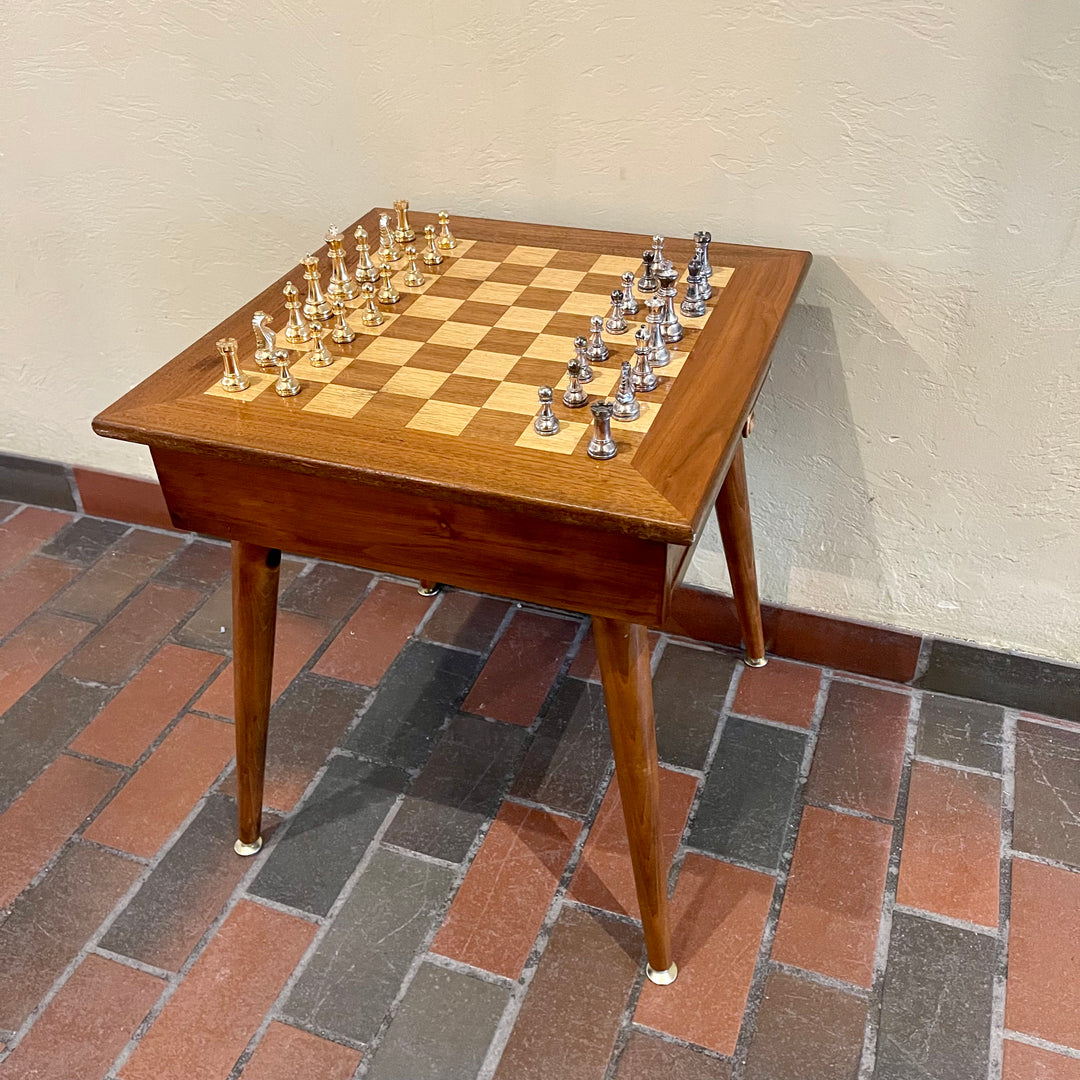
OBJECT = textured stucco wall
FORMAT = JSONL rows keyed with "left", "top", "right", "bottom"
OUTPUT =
{"left": 3, "top": 2, "right": 1078, "bottom": 660}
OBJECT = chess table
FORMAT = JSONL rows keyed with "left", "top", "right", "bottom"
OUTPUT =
{"left": 93, "top": 209, "right": 810, "bottom": 984}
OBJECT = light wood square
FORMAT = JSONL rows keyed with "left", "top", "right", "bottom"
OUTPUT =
{"left": 406, "top": 399, "right": 480, "bottom": 436}
{"left": 523, "top": 334, "right": 577, "bottom": 363}
{"left": 289, "top": 353, "right": 351, "bottom": 383}
{"left": 440, "top": 238, "right": 476, "bottom": 258}
{"left": 428, "top": 322, "right": 491, "bottom": 349}
{"left": 442, "top": 259, "right": 501, "bottom": 281}
{"left": 555, "top": 367, "right": 620, "bottom": 397}
{"left": 381, "top": 367, "right": 450, "bottom": 399}
{"left": 658, "top": 355, "right": 687, "bottom": 378}
{"left": 505, "top": 245, "right": 559, "bottom": 267}
{"left": 361, "top": 337, "right": 425, "bottom": 366}
{"left": 302, "top": 384, "right": 374, "bottom": 418}
{"left": 342, "top": 311, "right": 397, "bottom": 336}
{"left": 679, "top": 310, "right": 710, "bottom": 331}
{"left": 469, "top": 281, "right": 527, "bottom": 305}
{"left": 454, "top": 351, "right": 520, "bottom": 380}
{"left": 483, "top": 381, "right": 543, "bottom": 415}
{"left": 611, "top": 398, "right": 660, "bottom": 433}
{"left": 531, "top": 267, "right": 586, "bottom": 290}
{"left": 713, "top": 266, "right": 735, "bottom": 288}
{"left": 205, "top": 370, "right": 276, "bottom": 402}
{"left": 589, "top": 254, "right": 637, "bottom": 276}
{"left": 406, "top": 294, "right": 465, "bottom": 321}
{"left": 515, "top": 420, "right": 589, "bottom": 454}
{"left": 559, "top": 292, "right": 611, "bottom": 318}
{"left": 495, "top": 307, "right": 554, "bottom": 333}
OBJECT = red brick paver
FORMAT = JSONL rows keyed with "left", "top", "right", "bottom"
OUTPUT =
{"left": 1003, "top": 1039, "right": 1080, "bottom": 1079}
{"left": 733, "top": 658, "right": 822, "bottom": 729}
{"left": 0, "top": 555, "right": 79, "bottom": 637}
{"left": 241, "top": 1021, "right": 361, "bottom": 1080}
{"left": 0, "top": 507, "right": 71, "bottom": 574}
{"left": 0, "top": 612, "right": 94, "bottom": 714}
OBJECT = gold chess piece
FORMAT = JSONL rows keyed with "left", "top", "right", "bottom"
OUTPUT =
{"left": 377, "top": 213, "right": 402, "bottom": 264}
{"left": 283, "top": 282, "right": 312, "bottom": 343}
{"left": 252, "top": 311, "right": 288, "bottom": 370}
{"left": 309, "top": 323, "right": 334, "bottom": 367}
{"left": 436, "top": 210, "right": 457, "bottom": 250}
{"left": 326, "top": 226, "right": 359, "bottom": 302}
{"left": 274, "top": 353, "right": 300, "bottom": 397}
{"left": 421, "top": 224, "right": 444, "bottom": 266}
{"left": 359, "top": 282, "right": 384, "bottom": 326}
{"left": 377, "top": 263, "right": 400, "bottom": 305}
{"left": 393, "top": 199, "right": 415, "bottom": 244}
{"left": 302, "top": 255, "right": 333, "bottom": 323}
{"left": 402, "top": 247, "right": 425, "bottom": 288}
{"left": 331, "top": 299, "right": 356, "bottom": 344}
{"left": 216, "top": 338, "right": 249, "bottom": 392}
{"left": 354, "top": 225, "right": 378, "bottom": 285}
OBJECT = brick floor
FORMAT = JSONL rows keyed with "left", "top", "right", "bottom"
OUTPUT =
{"left": 0, "top": 505, "right": 1074, "bottom": 1078}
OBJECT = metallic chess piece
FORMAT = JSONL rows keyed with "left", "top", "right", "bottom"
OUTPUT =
{"left": 620, "top": 271, "right": 640, "bottom": 316}
{"left": 651, "top": 234, "right": 672, "bottom": 274}
{"left": 274, "top": 352, "right": 301, "bottom": 397}
{"left": 377, "top": 213, "right": 403, "bottom": 264}
{"left": 402, "top": 246, "right": 425, "bottom": 288}
{"left": 436, "top": 210, "right": 457, "bottom": 250}
{"left": 377, "top": 263, "right": 400, "bottom": 305}
{"left": 563, "top": 361, "right": 588, "bottom": 408}
{"left": 681, "top": 260, "right": 708, "bottom": 318}
{"left": 605, "top": 290, "right": 628, "bottom": 335}
{"left": 657, "top": 268, "right": 684, "bottom": 343}
{"left": 308, "top": 324, "right": 334, "bottom": 367}
{"left": 694, "top": 229, "right": 713, "bottom": 290}
{"left": 331, "top": 299, "right": 356, "bottom": 344}
{"left": 359, "top": 282, "right": 384, "bottom": 326}
{"left": 586, "top": 316, "right": 610, "bottom": 363}
{"left": 283, "top": 282, "right": 312, "bottom": 343}
{"left": 354, "top": 226, "right": 379, "bottom": 285}
{"left": 252, "top": 311, "right": 288, "bottom": 370}
{"left": 393, "top": 199, "right": 416, "bottom": 244}
{"left": 573, "top": 336, "right": 594, "bottom": 383}
{"left": 534, "top": 385, "right": 560, "bottom": 435}
{"left": 326, "top": 225, "right": 359, "bottom": 302}
{"left": 587, "top": 400, "right": 617, "bottom": 460}
{"left": 421, "top": 224, "right": 444, "bottom": 265}
{"left": 612, "top": 360, "right": 640, "bottom": 422}
{"left": 216, "top": 338, "right": 249, "bottom": 392}
{"left": 644, "top": 295, "right": 671, "bottom": 367}
{"left": 632, "top": 326, "right": 658, "bottom": 392}
{"left": 638, "top": 250, "right": 659, "bottom": 293}
{"left": 302, "top": 255, "right": 333, "bottom": 323}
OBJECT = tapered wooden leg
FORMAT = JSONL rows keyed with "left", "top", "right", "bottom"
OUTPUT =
{"left": 715, "top": 440, "right": 767, "bottom": 666}
{"left": 232, "top": 542, "right": 281, "bottom": 855}
{"left": 592, "top": 615, "right": 676, "bottom": 984}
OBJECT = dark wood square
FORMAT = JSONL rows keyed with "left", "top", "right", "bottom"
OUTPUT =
{"left": 452, "top": 301, "right": 511, "bottom": 327}
{"left": 460, "top": 409, "right": 529, "bottom": 444}
{"left": 579, "top": 273, "right": 624, "bottom": 296}
{"left": 544, "top": 312, "right": 590, "bottom": 338}
{"left": 487, "top": 263, "right": 542, "bottom": 286}
{"left": 425, "top": 276, "right": 485, "bottom": 300}
{"left": 547, "top": 250, "right": 598, "bottom": 271}
{"left": 476, "top": 327, "right": 541, "bottom": 355}
{"left": 405, "top": 345, "right": 472, "bottom": 373}
{"left": 506, "top": 357, "right": 567, "bottom": 387}
{"left": 331, "top": 359, "right": 396, "bottom": 391}
{"left": 355, "top": 391, "right": 425, "bottom": 428}
{"left": 467, "top": 242, "right": 517, "bottom": 261}
{"left": 382, "top": 316, "right": 444, "bottom": 342}
{"left": 431, "top": 374, "right": 502, "bottom": 407}
{"left": 516, "top": 287, "right": 572, "bottom": 311}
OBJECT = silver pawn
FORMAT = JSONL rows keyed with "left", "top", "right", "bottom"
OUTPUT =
{"left": 638, "top": 250, "right": 659, "bottom": 293}
{"left": 274, "top": 352, "right": 301, "bottom": 397}
{"left": 354, "top": 226, "right": 378, "bottom": 284}
{"left": 586, "top": 316, "right": 609, "bottom": 363}
{"left": 605, "top": 290, "right": 628, "bottom": 335}
{"left": 252, "top": 311, "right": 288, "bottom": 370}
{"left": 693, "top": 230, "right": 713, "bottom": 289}
{"left": 644, "top": 295, "right": 670, "bottom": 367}
{"left": 309, "top": 324, "right": 333, "bottom": 367}
{"left": 632, "top": 327, "right": 658, "bottom": 392}
{"left": 620, "top": 271, "right": 640, "bottom": 315}
{"left": 681, "top": 260, "right": 708, "bottom": 318}
{"left": 587, "top": 400, "right": 617, "bottom": 460}
{"left": 331, "top": 300, "right": 356, "bottom": 344}
{"left": 657, "top": 268, "right": 684, "bottom": 343}
{"left": 563, "top": 361, "right": 589, "bottom": 407}
{"left": 652, "top": 234, "right": 673, "bottom": 274}
{"left": 534, "top": 385, "right": 560, "bottom": 435}
{"left": 612, "top": 360, "right": 640, "bottom": 421}
{"left": 573, "top": 336, "right": 594, "bottom": 384}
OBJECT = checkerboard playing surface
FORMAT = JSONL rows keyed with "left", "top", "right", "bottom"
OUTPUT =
{"left": 205, "top": 238, "right": 734, "bottom": 461}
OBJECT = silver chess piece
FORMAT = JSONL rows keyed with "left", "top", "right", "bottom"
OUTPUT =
{"left": 252, "top": 311, "right": 288, "bottom": 370}
{"left": 283, "top": 282, "right": 312, "bottom": 343}
{"left": 638, "top": 250, "right": 659, "bottom": 293}
{"left": 359, "top": 282, "right": 384, "bottom": 326}
{"left": 331, "top": 299, "right": 356, "bottom": 344}
{"left": 354, "top": 226, "right": 379, "bottom": 285}
{"left": 326, "top": 225, "right": 359, "bottom": 302}
{"left": 563, "top": 361, "right": 589, "bottom": 408}
{"left": 612, "top": 360, "right": 640, "bottom": 421}
{"left": 377, "top": 213, "right": 403, "bottom": 264}
{"left": 693, "top": 230, "right": 713, "bottom": 292}
{"left": 644, "top": 295, "right": 671, "bottom": 367}
{"left": 587, "top": 400, "right": 617, "bottom": 460}
{"left": 402, "top": 247, "right": 425, "bottom": 287}
{"left": 308, "top": 323, "right": 334, "bottom": 367}
{"left": 651, "top": 234, "right": 673, "bottom": 274}
{"left": 632, "top": 327, "right": 658, "bottom": 392}
{"left": 657, "top": 268, "right": 684, "bottom": 343}
{"left": 534, "top": 385, "right": 560, "bottom": 435}
{"left": 274, "top": 352, "right": 301, "bottom": 397}
{"left": 586, "top": 316, "right": 609, "bottom": 363}
{"left": 422, "top": 224, "right": 444, "bottom": 265}
{"left": 681, "top": 260, "right": 708, "bottom": 317}
{"left": 605, "top": 290, "right": 628, "bottom": 335}
{"left": 377, "top": 264, "right": 400, "bottom": 305}
{"left": 620, "top": 271, "right": 640, "bottom": 316}
{"left": 302, "top": 255, "right": 333, "bottom": 323}
{"left": 216, "top": 337, "right": 249, "bottom": 393}
{"left": 572, "top": 336, "right": 594, "bottom": 383}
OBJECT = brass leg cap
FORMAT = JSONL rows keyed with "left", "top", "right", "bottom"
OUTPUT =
{"left": 234, "top": 836, "right": 263, "bottom": 857}
{"left": 744, "top": 655, "right": 768, "bottom": 668}
{"left": 417, "top": 583, "right": 441, "bottom": 596}
{"left": 646, "top": 961, "right": 678, "bottom": 986}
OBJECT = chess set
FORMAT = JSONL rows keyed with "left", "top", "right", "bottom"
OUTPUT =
{"left": 209, "top": 201, "right": 732, "bottom": 465}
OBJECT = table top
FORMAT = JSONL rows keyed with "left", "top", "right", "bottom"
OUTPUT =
{"left": 94, "top": 210, "right": 810, "bottom": 545}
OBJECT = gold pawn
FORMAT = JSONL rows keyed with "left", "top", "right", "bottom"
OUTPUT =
{"left": 422, "top": 224, "right": 444, "bottom": 266}
{"left": 378, "top": 263, "right": 400, "bottom": 305}
{"left": 308, "top": 323, "right": 334, "bottom": 367}
{"left": 436, "top": 211, "right": 457, "bottom": 250}
{"left": 216, "top": 338, "right": 249, "bottom": 392}
{"left": 283, "top": 282, "right": 312, "bottom": 343}
{"left": 274, "top": 353, "right": 301, "bottom": 397}
{"left": 331, "top": 299, "right": 356, "bottom": 344}
{"left": 393, "top": 199, "right": 415, "bottom": 243}
{"left": 402, "top": 247, "right": 425, "bottom": 288}
{"left": 302, "top": 255, "right": 333, "bottom": 323}
{"left": 359, "top": 282, "right": 384, "bottom": 326}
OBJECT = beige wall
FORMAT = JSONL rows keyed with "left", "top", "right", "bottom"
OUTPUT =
{"left": 4, "top": 2, "right": 1078, "bottom": 660}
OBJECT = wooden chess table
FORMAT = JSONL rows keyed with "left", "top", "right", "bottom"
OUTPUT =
{"left": 93, "top": 209, "right": 810, "bottom": 984}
